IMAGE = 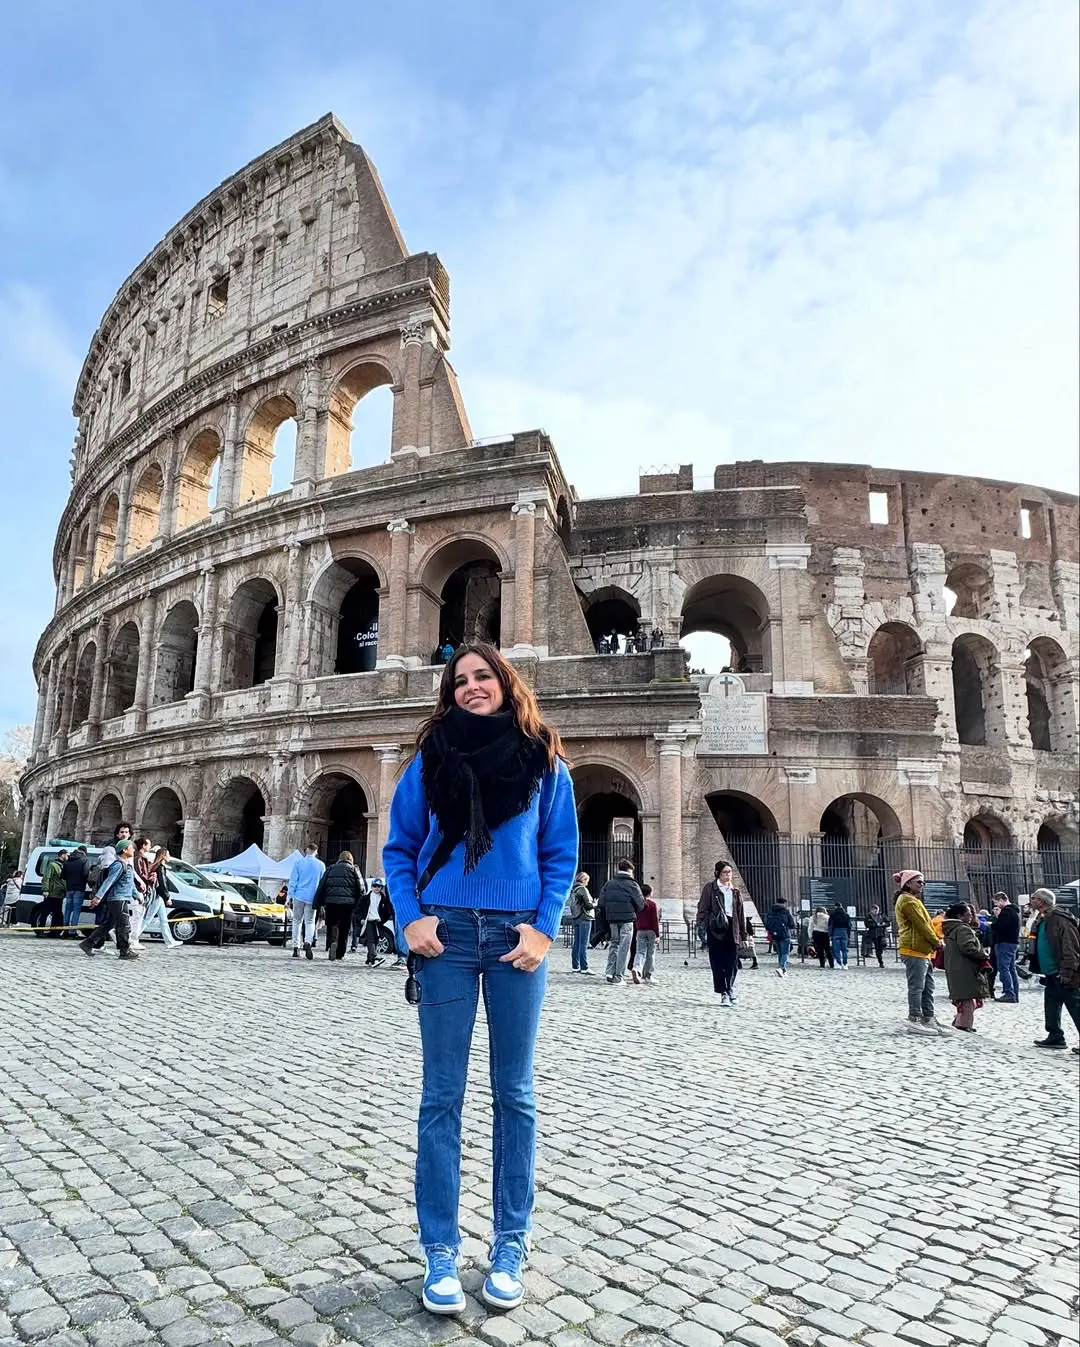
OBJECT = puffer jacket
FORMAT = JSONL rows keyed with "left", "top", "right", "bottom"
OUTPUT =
{"left": 598, "top": 873, "right": 644, "bottom": 925}
{"left": 943, "top": 919, "right": 989, "bottom": 1001}
{"left": 895, "top": 890, "right": 940, "bottom": 958}
{"left": 315, "top": 862, "right": 366, "bottom": 909}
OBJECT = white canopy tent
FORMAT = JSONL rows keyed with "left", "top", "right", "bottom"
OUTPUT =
{"left": 200, "top": 844, "right": 297, "bottom": 883}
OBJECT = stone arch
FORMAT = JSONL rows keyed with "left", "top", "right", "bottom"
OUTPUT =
{"left": 579, "top": 586, "right": 641, "bottom": 652}
{"left": 868, "top": 622, "right": 925, "bottom": 695}
{"left": 90, "top": 791, "right": 124, "bottom": 845}
{"left": 154, "top": 601, "right": 199, "bottom": 704}
{"left": 296, "top": 771, "right": 372, "bottom": 869}
{"left": 240, "top": 394, "right": 298, "bottom": 501}
{"left": 951, "top": 634, "right": 1003, "bottom": 748}
{"left": 127, "top": 461, "right": 164, "bottom": 553}
{"left": 140, "top": 786, "right": 185, "bottom": 855}
{"left": 571, "top": 762, "right": 644, "bottom": 895}
{"left": 1025, "top": 637, "right": 1075, "bottom": 754}
{"left": 326, "top": 358, "right": 395, "bottom": 476}
{"left": 705, "top": 791, "right": 780, "bottom": 906}
{"left": 306, "top": 555, "right": 384, "bottom": 677}
{"left": 103, "top": 621, "right": 140, "bottom": 719}
{"left": 1037, "top": 817, "right": 1078, "bottom": 890}
{"left": 176, "top": 428, "right": 222, "bottom": 529}
{"left": 72, "top": 641, "right": 96, "bottom": 727}
{"left": 418, "top": 537, "right": 506, "bottom": 660}
{"left": 962, "top": 811, "right": 1019, "bottom": 906}
{"left": 94, "top": 492, "right": 120, "bottom": 578}
{"left": 58, "top": 799, "right": 79, "bottom": 840}
{"left": 680, "top": 574, "right": 771, "bottom": 674}
{"left": 944, "top": 561, "right": 993, "bottom": 619}
{"left": 209, "top": 775, "right": 268, "bottom": 859}
{"left": 220, "top": 578, "right": 280, "bottom": 691}
{"left": 818, "top": 793, "right": 903, "bottom": 913}
{"left": 72, "top": 521, "right": 91, "bottom": 592}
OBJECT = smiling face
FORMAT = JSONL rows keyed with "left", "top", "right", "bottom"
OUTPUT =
{"left": 452, "top": 652, "right": 506, "bottom": 715}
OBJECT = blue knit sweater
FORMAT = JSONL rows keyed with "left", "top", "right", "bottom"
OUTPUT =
{"left": 383, "top": 754, "right": 579, "bottom": 939}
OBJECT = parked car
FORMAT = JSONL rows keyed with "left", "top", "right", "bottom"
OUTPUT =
{"left": 204, "top": 871, "right": 289, "bottom": 945}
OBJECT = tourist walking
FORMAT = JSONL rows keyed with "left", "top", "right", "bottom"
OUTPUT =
{"left": 382, "top": 642, "right": 578, "bottom": 1315}
{"left": 943, "top": 903, "right": 990, "bottom": 1031}
{"left": 61, "top": 846, "right": 91, "bottom": 936}
{"left": 93, "top": 823, "right": 133, "bottom": 932}
{"left": 765, "top": 898, "right": 796, "bottom": 976}
{"left": 568, "top": 872, "right": 595, "bottom": 973}
{"left": 35, "top": 849, "right": 68, "bottom": 936}
{"left": 829, "top": 901, "right": 851, "bottom": 968}
{"left": 697, "top": 861, "right": 747, "bottom": 1006}
{"left": 289, "top": 843, "right": 325, "bottom": 960}
{"left": 315, "top": 850, "right": 366, "bottom": 961}
{"left": 894, "top": 870, "right": 945, "bottom": 1035}
{"left": 130, "top": 837, "right": 158, "bottom": 951}
{"left": 599, "top": 859, "right": 644, "bottom": 984}
{"left": 1029, "top": 889, "right": 1080, "bottom": 1053}
{"left": 632, "top": 882, "right": 661, "bottom": 984}
{"left": 142, "top": 848, "right": 180, "bottom": 948}
{"left": 809, "top": 907, "right": 833, "bottom": 968}
{"left": 863, "top": 904, "right": 889, "bottom": 968}
{"left": 991, "top": 892, "right": 1021, "bottom": 1003}
{"left": 79, "top": 840, "right": 138, "bottom": 959}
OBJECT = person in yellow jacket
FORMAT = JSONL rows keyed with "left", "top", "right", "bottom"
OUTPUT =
{"left": 893, "top": 870, "right": 946, "bottom": 1035}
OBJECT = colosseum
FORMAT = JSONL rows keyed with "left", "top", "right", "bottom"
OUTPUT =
{"left": 20, "top": 113, "right": 1080, "bottom": 915}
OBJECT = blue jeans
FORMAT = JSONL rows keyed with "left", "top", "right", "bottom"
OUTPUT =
{"left": 394, "top": 921, "right": 409, "bottom": 959}
{"left": 832, "top": 930, "right": 849, "bottom": 966}
{"left": 995, "top": 942, "right": 1019, "bottom": 999}
{"left": 63, "top": 891, "right": 86, "bottom": 931}
{"left": 415, "top": 906, "right": 546, "bottom": 1253}
{"left": 775, "top": 936, "right": 790, "bottom": 970}
{"left": 571, "top": 919, "right": 592, "bottom": 969}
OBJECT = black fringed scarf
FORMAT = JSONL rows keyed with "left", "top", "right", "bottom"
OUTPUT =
{"left": 420, "top": 706, "right": 550, "bottom": 874}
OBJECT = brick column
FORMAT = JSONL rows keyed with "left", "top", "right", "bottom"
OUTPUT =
{"left": 192, "top": 564, "right": 220, "bottom": 712}
{"left": 278, "top": 542, "right": 307, "bottom": 682}
{"left": 508, "top": 502, "right": 537, "bottom": 655}
{"left": 39, "top": 657, "right": 60, "bottom": 753}
{"left": 85, "top": 619, "right": 110, "bottom": 745}
{"left": 378, "top": 520, "right": 413, "bottom": 667}
{"left": 132, "top": 592, "right": 159, "bottom": 731}
{"left": 373, "top": 744, "right": 404, "bottom": 875}
{"left": 157, "top": 430, "right": 180, "bottom": 540}
{"left": 655, "top": 732, "right": 686, "bottom": 908}
{"left": 56, "top": 641, "right": 80, "bottom": 750}
{"left": 46, "top": 792, "right": 63, "bottom": 843}
{"left": 112, "top": 469, "right": 134, "bottom": 567}
{"left": 394, "top": 317, "right": 425, "bottom": 458}
{"left": 217, "top": 394, "right": 242, "bottom": 510}
{"left": 84, "top": 496, "right": 103, "bottom": 583}
{"left": 30, "top": 674, "right": 48, "bottom": 758}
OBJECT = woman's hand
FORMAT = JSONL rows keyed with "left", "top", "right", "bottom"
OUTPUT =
{"left": 405, "top": 915, "right": 445, "bottom": 957}
{"left": 500, "top": 923, "right": 552, "bottom": 973}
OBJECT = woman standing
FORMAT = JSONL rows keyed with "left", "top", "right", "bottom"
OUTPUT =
{"left": 383, "top": 643, "right": 578, "bottom": 1316}
{"left": 810, "top": 907, "right": 833, "bottom": 968}
{"left": 942, "top": 903, "right": 990, "bottom": 1031}
{"left": 696, "top": 862, "right": 747, "bottom": 1006}
{"left": 863, "top": 905, "right": 890, "bottom": 968}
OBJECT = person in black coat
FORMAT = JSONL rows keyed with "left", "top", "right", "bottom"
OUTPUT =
{"left": 863, "top": 904, "right": 890, "bottom": 968}
{"left": 315, "top": 851, "right": 367, "bottom": 961}
{"left": 989, "top": 892, "right": 1022, "bottom": 1002}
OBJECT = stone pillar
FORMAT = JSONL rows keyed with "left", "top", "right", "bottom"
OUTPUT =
{"left": 18, "top": 802, "right": 35, "bottom": 867}
{"left": 56, "top": 641, "right": 80, "bottom": 749}
{"left": 394, "top": 317, "right": 426, "bottom": 458}
{"left": 85, "top": 618, "right": 110, "bottom": 745}
{"left": 59, "top": 537, "right": 78, "bottom": 610}
{"left": 84, "top": 496, "right": 103, "bottom": 583}
{"left": 378, "top": 520, "right": 414, "bottom": 667}
{"left": 293, "top": 360, "right": 321, "bottom": 489}
{"left": 192, "top": 565, "right": 219, "bottom": 711}
{"left": 218, "top": 394, "right": 242, "bottom": 510}
{"left": 112, "top": 469, "right": 134, "bottom": 567}
{"left": 132, "top": 592, "right": 159, "bottom": 731}
{"left": 76, "top": 784, "right": 93, "bottom": 839}
{"left": 39, "top": 658, "right": 59, "bottom": 753}
{"left": 45, "top": 792, "right": 63, "bottom": 843}
{"left": 157, "top": 430, "right": 180, "bottom": 540}
{"left": 655, "top": 733, "right": 686, "bottom": 906}
{"left": 31, "top": 675, "right": 48, "bottom": 758}
{"left": 508, "top": 502, "right": 537, "bottom": 655}
{"left": 278, "top": 543, "right": 307, "bottom": 683}
{"left": 373, "top": 744, "right": 403, "bottom": 873}
{"left": 766, "top": 544, "right": 813, "bottom": 695}
{"left": 180, "top": 817, "right": 204, "bottom": 863}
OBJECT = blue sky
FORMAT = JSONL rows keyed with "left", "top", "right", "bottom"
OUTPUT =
{"left": 1, "top": 0, "right": 1077, "bottom": 738}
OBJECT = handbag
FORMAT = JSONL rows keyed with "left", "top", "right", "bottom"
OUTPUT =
{"left": 707, "top": 887, "right": 730, "bottom": 941}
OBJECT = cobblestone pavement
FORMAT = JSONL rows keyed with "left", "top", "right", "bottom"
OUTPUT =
{"left": 2, "top": 933, "right": 1077, "bottom": 1347}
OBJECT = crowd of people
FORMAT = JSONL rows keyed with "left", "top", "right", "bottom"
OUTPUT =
{"left": 595, "top": 626, "right": 665, "bottom": 655}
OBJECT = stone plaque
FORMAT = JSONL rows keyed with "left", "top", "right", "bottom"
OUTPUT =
{"left": 698, "top": 674, "right": 768, "bottom": 755}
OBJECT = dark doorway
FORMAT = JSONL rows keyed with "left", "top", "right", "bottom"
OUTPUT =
{"left": 706, "top": 792, "right": 780, "bottom": 906}
{"left": 336, "top": 576, "right": 380, "bottom": 674}
{"left": 440, "top": 561, "right": 501, "bottom": 649}
{"left": 326, "top": 781, "right": 368, "bottom": 870}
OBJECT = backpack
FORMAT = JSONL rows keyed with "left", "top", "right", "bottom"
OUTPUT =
{"left": 765, "top": 907, "right": 790, "bottom": 940}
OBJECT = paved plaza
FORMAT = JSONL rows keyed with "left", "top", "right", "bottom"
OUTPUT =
{"left": 1, "top": 934, "right": 1077, "bottom": 1347}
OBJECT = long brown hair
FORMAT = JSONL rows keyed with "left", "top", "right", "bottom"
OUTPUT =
{"left": 414, "top": 642, "right": 565, "bottom": 770}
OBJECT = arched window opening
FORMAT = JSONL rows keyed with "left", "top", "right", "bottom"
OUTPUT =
{"left": 335, "top": 568, "right": 380, "bottom": 675}
{"left": 681, "top": 632, "right": 731, "bottom": 675}
{"left": 944, "top": 563, "right": 992, "bottom": 619}
{"left": 211, "top": 778, "right": 266, "bottom": 860}
{"left": 681, "top": 575, "right": 770, "bottom": 673}
{"left": 706, "top": 792, "right": 780, "bottom": 907}
{"left": 154, "top": 602, "right": 199, "bottom": 704}
{"left": 127, "top": 463, "right": 164, "bottom": 553}
{"left": 221, "top": 579, "right": 279, "bottom": 691}
{"left": 815, "top": 794, "right": 902, "bottom": 913}
{"left": 327, "top": 363, "right": 395, "bottom": 476}
{"left": 72, "top": 524, "right": 90, "bottom": 592}
{"left": 299, "top": 772, "right": 371, "bottom": 870}
{"left": 94, "top": 494, "right": 120, "bottom": 578}
{"left": 176, "top": 429, "right": 222, "bottom": 530}
{"left": 440, "top": 561, "right": 501, "bottom": 654}
{"left": 141, "top": 787, "right": 185, "bottom": 856}
{"left": 952, "top": 635, "right": 1001, "bottom": 747}
{"left": 1025, "top": 638, "right": 1074, "bottom": 754}
{"left": 103, "top": 622, "right": 140, "bottom": 720}
{"left": 868, "top": 623, "right": 924, "bottom": 695}
{"left": 59, "top": 801, "right": 79, "bottom": 840}
{"left": 579, "top": 588, "right": 641, "bottom": 654}
{"left": 962, "top": 815, "right": 1018, "bottom": 907}
{"left": 1037, "top": 823, "right": 1070, "bottom": 891}
{"left": 241, "top": 395, "right": 298, "bottom": 501}
{"left": 572, "top": 765, "right": 642, "bottom": 896}
{"left": 90, "top": 793, "right": 123, "bottom": 846}
{"left": 72, "top": 643, "right": 96, "bottom": 728}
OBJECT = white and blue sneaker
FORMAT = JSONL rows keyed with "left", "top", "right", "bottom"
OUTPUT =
{"left": 482, "top": 1234, "right": 528, "bottom": 1311}
{"left": 421, "top": 1246, "right": 465, "bottom": 1315}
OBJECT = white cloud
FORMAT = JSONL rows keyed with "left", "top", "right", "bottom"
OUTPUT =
{"left": 0, "top": 284, "right": 81, "bottom": 402}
